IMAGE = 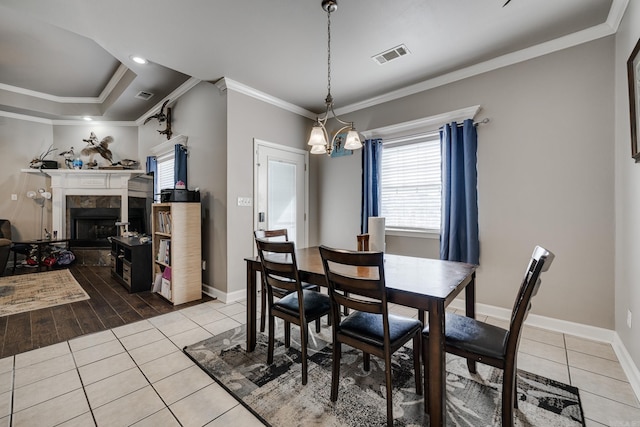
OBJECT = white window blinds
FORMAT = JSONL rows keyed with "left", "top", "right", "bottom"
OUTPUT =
{"left": 156, "top": 152, "right": 175, "bottom": 197}
{"left": 380, "top": 133, "right": 441, "bottom": 232}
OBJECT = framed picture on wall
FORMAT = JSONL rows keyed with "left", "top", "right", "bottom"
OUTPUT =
{"left": 627, "top": 37, "right": 640, "bottom": 162}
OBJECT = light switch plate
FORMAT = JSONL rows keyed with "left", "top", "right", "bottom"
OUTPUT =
{"left": 11, "top": 194, "right": 17, "bottom": 201}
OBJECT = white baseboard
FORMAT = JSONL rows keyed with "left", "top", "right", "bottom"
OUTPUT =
{"left": 612, "top": 334, "right": 640, "bottom": 401}
{"left": 203, "top": 284, "right": 245, "bottom": 304}
{"left": 449, "top": 298, "right": 640, "bottom": 402}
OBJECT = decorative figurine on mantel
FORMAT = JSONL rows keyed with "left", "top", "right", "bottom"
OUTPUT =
{"left": 59, "top": 147, "right": 74, "bottom": 169}
{"left": 29, "top": 145, "right": 57, "bottom": 169}
{"left": 80, "top": 132, "right": 113, "bottom": 168}
{"left": 143, "top": 99, "right": 173, "bottom": 140}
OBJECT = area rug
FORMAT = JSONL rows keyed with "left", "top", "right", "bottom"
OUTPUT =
{"left": 184, "top": 324, "right": 585, "bottom": 426}
{"left": 0, "top": 269, "right": 89, "bottom": 317}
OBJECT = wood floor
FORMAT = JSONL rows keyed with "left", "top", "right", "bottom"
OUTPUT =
{"left": 0, "top": 265, "right": 213, "bottom": 358}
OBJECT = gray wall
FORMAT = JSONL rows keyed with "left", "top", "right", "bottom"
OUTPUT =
{"left": 225, "top": 89, "right": 314, "bottom": 299}
{"left": 138, "top": 81, "right": 227, "bottom": 293}
{"left": 317, "top": 36, "right": 615, "bottom": 329}
{"left": 615, "top": 1, "right": 640, "bottom": 369}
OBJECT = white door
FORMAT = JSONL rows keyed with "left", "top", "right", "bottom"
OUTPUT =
{"left": 254, "top": 140, "right": 308, "bottom": 248}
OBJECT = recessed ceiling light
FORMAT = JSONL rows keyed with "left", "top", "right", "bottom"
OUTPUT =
{"left": 83, "top": 116, "right": 93, "bottom": 121}
{"left": 131, "top": 55, "right": 148, "bottom": 65}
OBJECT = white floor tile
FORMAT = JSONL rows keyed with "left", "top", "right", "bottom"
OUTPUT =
{"left": 580, "top": 390, "right": 640, "bottom": 426}
{"left": 565, "top": 335, "right": 618, "bottom": 361}
{"left": 215, "top": 302, "right": 246, "bottom": 317}
{"left": 521, "top": 324, "right": 565, "bottom": 348}
{"left": 128, "top": 338, "right": 179, "bottom": 366}
{"left": 0, "top": 357, "right": 13, "bottom": 375}
{"left": 72, "top": 338, "right": 126, "bottom": 367}
{"left": 56, "top": 411, "right": 96, "bottom": 426}
{"left": 14, "top": 341, "right": 70, "bottom": 368}
{"left": 516, "top": 352, "right": 570, "bottom": 384}
{"left": 112, "top": 319, "right": 155, "bottom": 338}
{"left": 12, "top": 388, "right": 90, "bottom": 427}
{"left": 519, "top": 337, "right": 567, "bottom": 364}
{"left": 570, "top": 367, "right": 640, "bottom": 408}
{"left": 153, "top": 365, "right": 214, "bottom": 405}
{"left": 202, "top": 317, "right": 242, "bottom": 335}
{"left": 168, "top": 326, "right": 213, "bottom": 349}
{"left": 68, "top": 330, "right": 116, "bottom": 353}
{"left": 92, "top": 386, "right": 165, "bottom": 426}
{"left": 170, "top": 383, "right": 239, "bottom": 427}
{"left": 139, "top": 351, "right": 193, "bottom": 384}
{"left": 0, "top": 391, "right": 11, "bottom": 418}
{"left": 206, "top": 403, "right": 264, "bottom": 426}
{"left": 0, "top": 371, "right": 11, "bottom": 395}
{"left": 131, "top": 408, "right": 181, "bottom": 426}
{"left": 14, "top": 352, "right": 76, "bottom": 388}
{"left": 119, "top": 327, "right": 166, "bottom": 350}
{"left": 85, "top": 367, "right": 149, "bottom": 409}
{"left": 13, "top": 369, "right": 82, "bottom": 412}
{"left": 154, "top": 316, "right": 201, "bottom": 337}
{"left": 78, "top": 352, "right": 137, "bottom": 386}
{"left": 567, "top": 350, "right": 627, "bottom": 381}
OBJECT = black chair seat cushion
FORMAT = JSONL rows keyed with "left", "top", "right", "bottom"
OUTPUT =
{"left": 340, "top": 311, "right": 422, "bottom": 348}
{"left": 271, "top": 281, "right": 319, "bottom": 298}
{"left": 274, "top": 289, "right": 331, "bottom": 319}
{"left": 423, "top": 312, "right": 509, "bottom": 360}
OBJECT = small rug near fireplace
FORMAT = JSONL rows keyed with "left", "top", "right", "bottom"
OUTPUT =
{"left": 0, "top": 269, "right": 89, "bottom": 317}
{"left": 184, "top": 325, "right": 585, "bottom": 426}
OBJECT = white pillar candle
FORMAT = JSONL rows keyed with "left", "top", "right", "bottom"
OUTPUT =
{"left": 368, "top": 216, "right": 386, "bottom": 252}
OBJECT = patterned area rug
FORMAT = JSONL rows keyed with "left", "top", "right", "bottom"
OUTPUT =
{"left": 0, "top": 269, "right": 89, "bottom": 317}
{"left": 184, "top": 324, "right": 585, "bottom": 426}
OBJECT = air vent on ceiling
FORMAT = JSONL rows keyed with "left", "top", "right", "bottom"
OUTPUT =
{"left": 372, "top": 44, "right": 410, "bottom": 65}
{"left": 135, "top": 91, "right": 154, "bottom": 100}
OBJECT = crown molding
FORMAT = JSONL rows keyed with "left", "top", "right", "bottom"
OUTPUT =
{"left": 136, "top": 77, "right": 202, "bottom": 125}
{"left": 0, "top": 63, "right": 129, "bottom": 104}
{"left": 215, "top": 77, "right": 316, "bottom": 120}
{"left": 334, "top": 0, "right": 628, "bottom": 116}
{"left": 0, "top": 110, "right": 53, "bottom": 124}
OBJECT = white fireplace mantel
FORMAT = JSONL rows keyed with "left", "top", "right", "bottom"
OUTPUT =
{"left": 22, "top": 169, "right": 146, "bottom": 238}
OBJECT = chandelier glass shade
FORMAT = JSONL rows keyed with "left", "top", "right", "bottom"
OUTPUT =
{"left": 307, "top": 0, "right": 362, "bottom": 156}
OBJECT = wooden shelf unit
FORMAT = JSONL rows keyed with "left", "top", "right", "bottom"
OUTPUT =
{"left": 110, "top": 236, "right": 152, "bottom": 293}
{"left": 152, "top": 202, "right": 202, "bottom": 305}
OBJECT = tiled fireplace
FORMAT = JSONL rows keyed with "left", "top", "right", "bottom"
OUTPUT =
{"left": 26, "top": 169, "right": 151, "bottom": 264}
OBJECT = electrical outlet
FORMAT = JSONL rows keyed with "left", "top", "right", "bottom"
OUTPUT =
{"left": 237, "top": 197, "right": 253, "bottom": 207}
{"left": 627, "top": 310, "right": 633, "bottom": 329}
{"left": 11, "top": 194, "right": 17, "bottom": 201}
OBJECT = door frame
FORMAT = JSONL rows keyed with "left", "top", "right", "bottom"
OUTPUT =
{"left": 253, "top": 138, "right": 309, "bottom": 248}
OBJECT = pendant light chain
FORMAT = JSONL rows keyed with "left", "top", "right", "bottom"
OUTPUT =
{"left": 326, "top": 6, "right": 332, "bottom": 103}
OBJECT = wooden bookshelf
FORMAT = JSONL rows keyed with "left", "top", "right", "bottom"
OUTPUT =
{"left": 151, "top": 202, "right": 202, "bottom": 305}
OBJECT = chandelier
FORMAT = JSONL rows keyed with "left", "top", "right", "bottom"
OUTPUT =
{"left": 307, "top": 0, "right": 362, "bottom": 156}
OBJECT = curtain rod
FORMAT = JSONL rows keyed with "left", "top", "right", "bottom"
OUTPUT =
{"left": 445, "top": 118, "right": 490, "bottom": 128}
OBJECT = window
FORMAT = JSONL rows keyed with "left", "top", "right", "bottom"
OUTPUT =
{"left": 153, "top": 151, "right": 174, "bottom": 202}
{"left": 380, "top": 133, "right": 441, "bottom": 233}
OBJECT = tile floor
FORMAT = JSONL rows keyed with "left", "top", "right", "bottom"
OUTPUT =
{"left": 1, "top": 299, "right": 639, "bottom": 426}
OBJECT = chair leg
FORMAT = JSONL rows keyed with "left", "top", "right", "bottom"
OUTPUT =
{"left": 384, "top": 352, "right": 394, "bottom": 426}
{"left": 413, "top": 333, "right": 422, "bottom": 395}
{"left": 467, "top": 359, "right": 477, "bottom": 374}
{"left": 501, "top": 368, "right": 516, "bottom": 427}
{"left": 422, "top": 337, "right": 430, "bottom": 413}
{"left": 363, "top": 352, "right": 370, "bottom": 371}
{"left": 315, "top": 318, "right": 321, "bottom": 333}
{"left": 285, "top": 321, "right": 291, "bottom": 347}
{"left": 267, "top": 314, "right": 275, "bottom": 365}
{"left": 300, "top": 322, "right": 308, "bottom": 385}
{"left": 331, "top": 341, "right": 341, "bottom": 402}
{"left": 260, "top": 282, "right": 266, "bottom": 333}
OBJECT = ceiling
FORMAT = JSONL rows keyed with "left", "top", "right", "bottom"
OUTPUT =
{"left": 0, "top": 0, "right": 624, "bottom": 124}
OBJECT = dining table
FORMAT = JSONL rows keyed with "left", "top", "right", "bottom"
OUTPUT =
{"left": 245, "top": 246, "right": 477, "bottom": 426}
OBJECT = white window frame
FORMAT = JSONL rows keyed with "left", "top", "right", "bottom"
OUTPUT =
{"left": 360, "top": 105, "right": 481, "bottom": 240}
{"left": 150, "top": 135, "right": 187, "bottom": 202}
{"left": 381, "top": 132, "right": 441, "bottom": 238}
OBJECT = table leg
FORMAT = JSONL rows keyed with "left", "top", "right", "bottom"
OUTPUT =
{"left": 428, "top": 301, "right": 446, "bottom": 426}
{"left": 246, "top": 261, "right": 257, "bottom": 352}
{"left": 465, "top": 272, "right": 477, "bottom": 373}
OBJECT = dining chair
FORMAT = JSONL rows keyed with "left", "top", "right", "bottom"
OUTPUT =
{"left": 356, "top": 233, "right": 369, "bottom": 251}
{"left": 422, "top": 245, "right": 554, "bottom": 427}
{"left": 318, "top": 245, "right": 422, "bottom": 426}
{"left": 255, "top": 238, "right": 331, "bottom": 385}
{"left": 254, "top": 229, "right": 321, "bottom": 334}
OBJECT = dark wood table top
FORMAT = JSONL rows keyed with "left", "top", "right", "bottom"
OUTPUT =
{"left": 246, "top": 246, "right": 476, "bottom": 308}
